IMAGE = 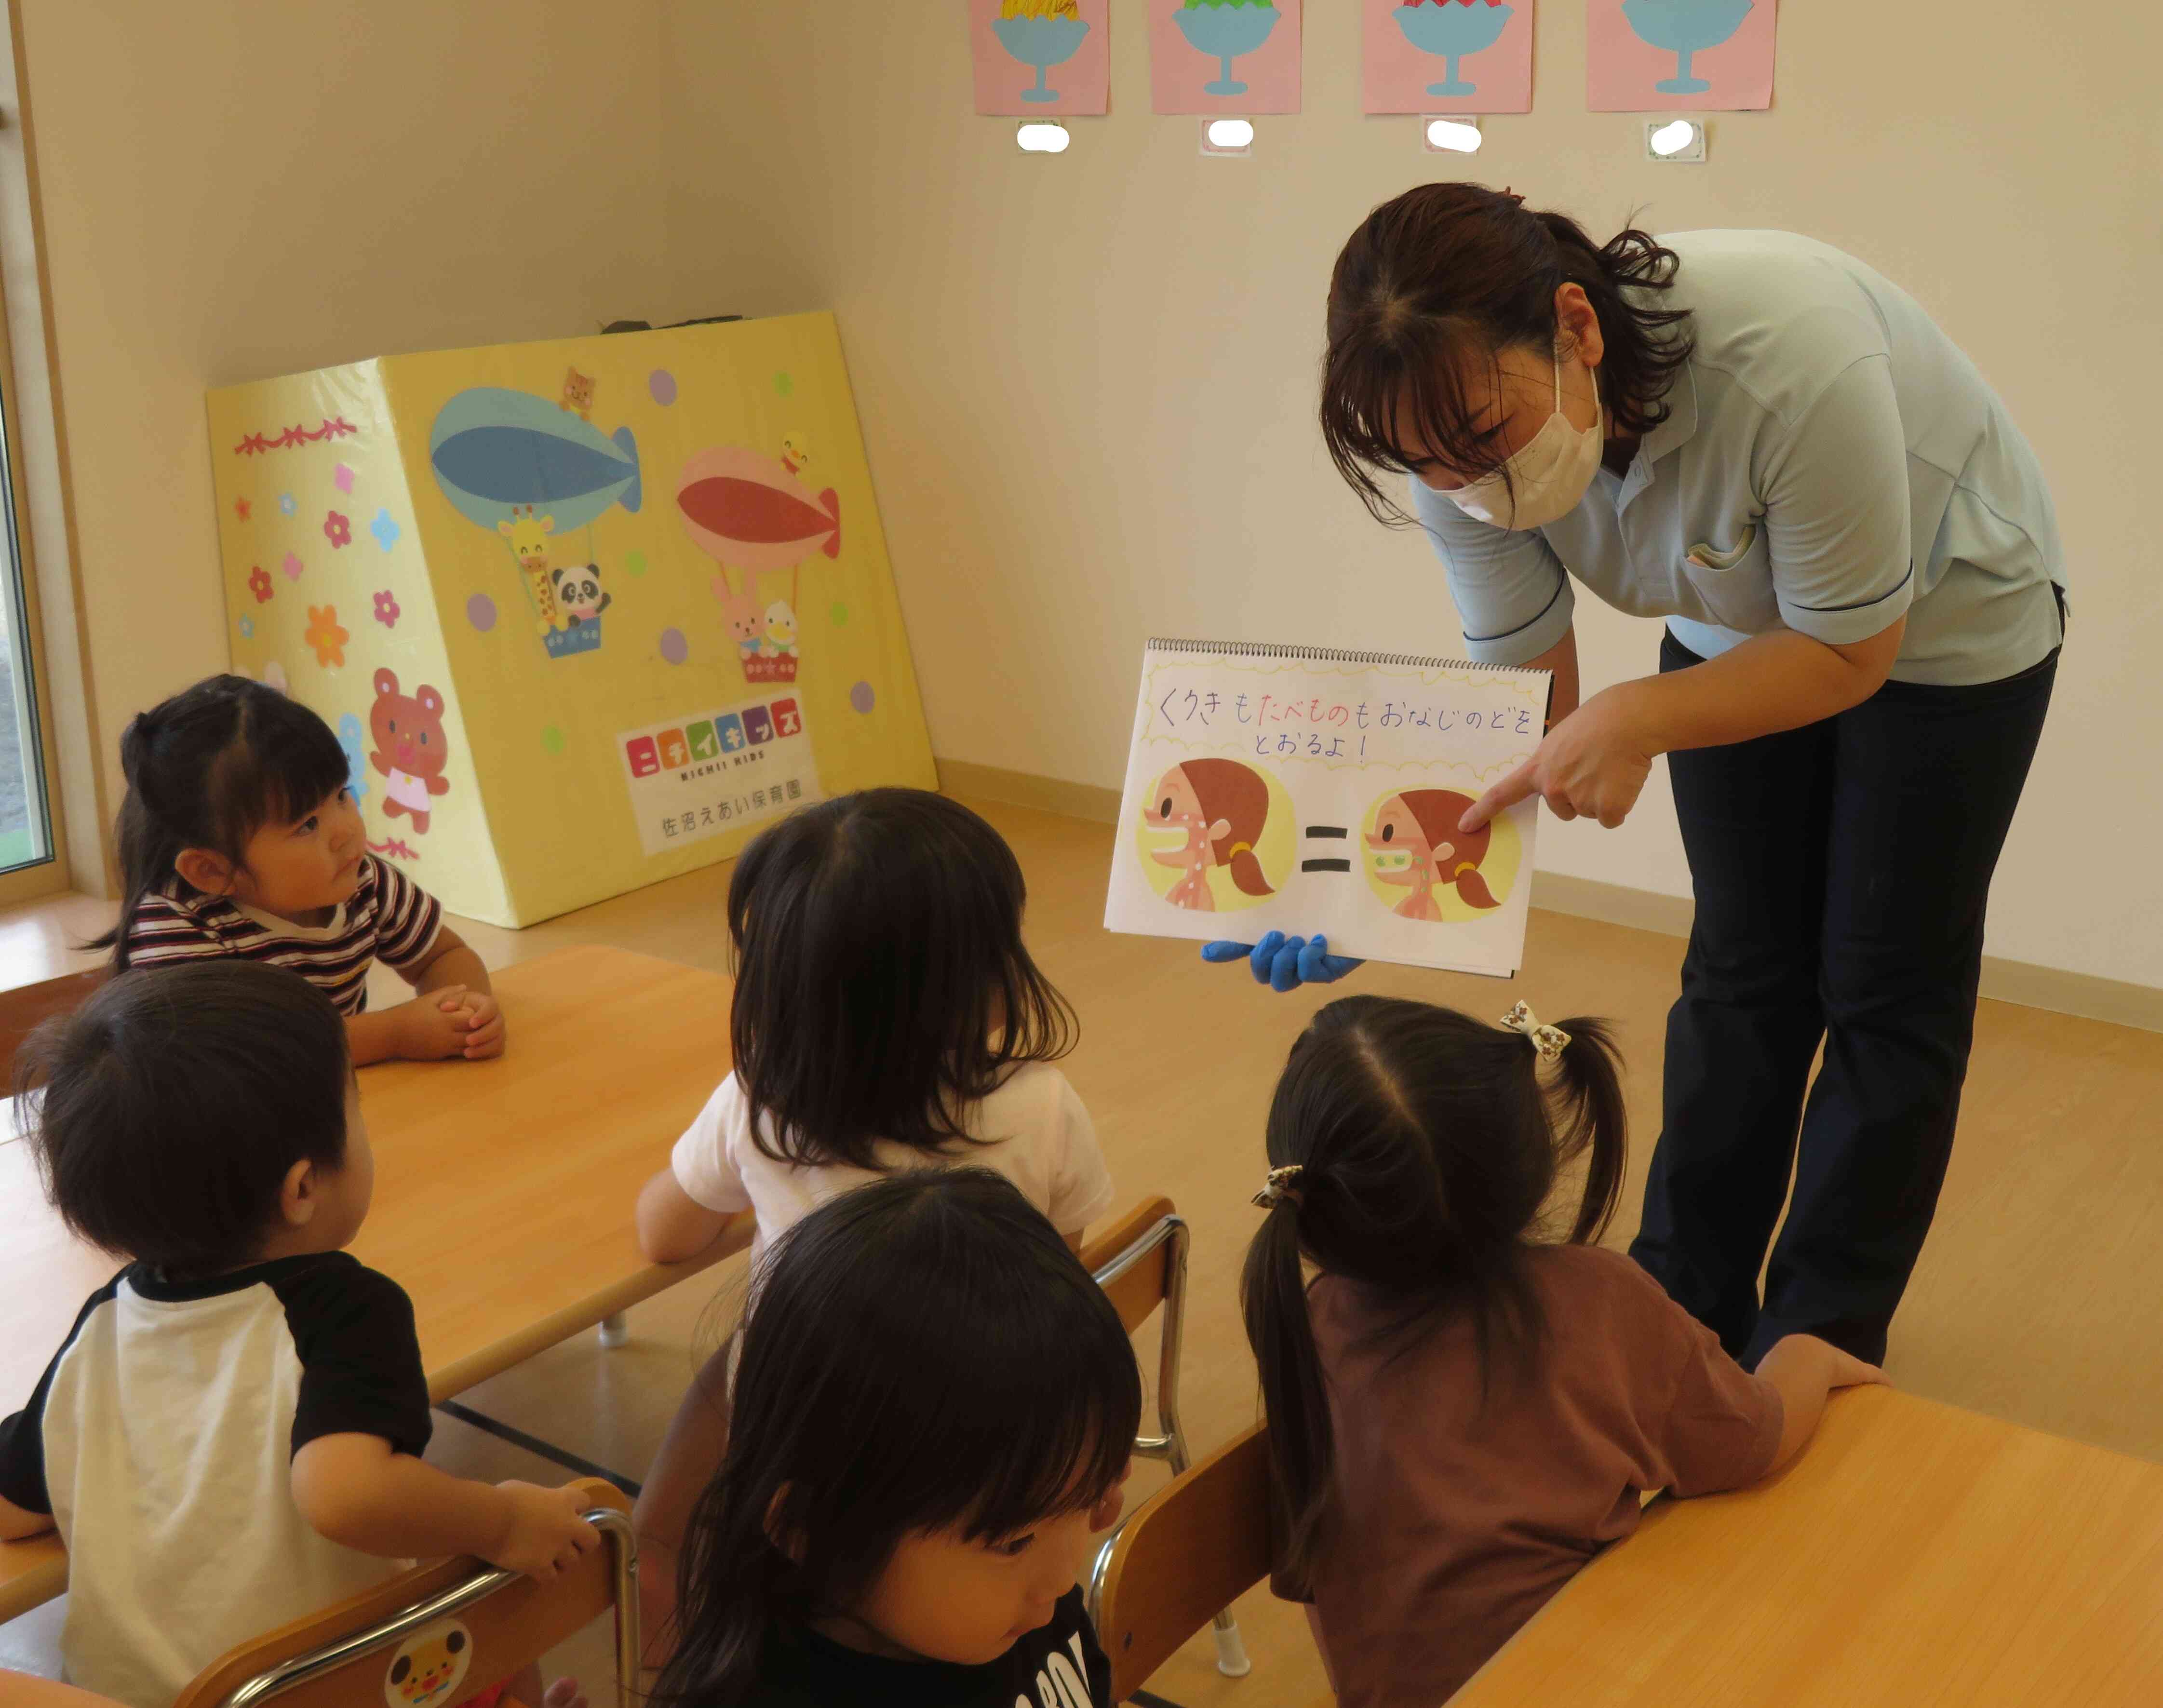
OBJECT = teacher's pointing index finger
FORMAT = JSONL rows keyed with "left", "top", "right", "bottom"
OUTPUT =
{"left": 1460, "top": 757, "right": 1539, "bottom": 834}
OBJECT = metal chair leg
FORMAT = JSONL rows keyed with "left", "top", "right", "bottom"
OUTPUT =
{"left": 1156, "top": 1221, "right": 1249, "bottom": 1678}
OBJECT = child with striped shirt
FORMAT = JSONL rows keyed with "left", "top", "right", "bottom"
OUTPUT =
{"left": 91, "top": 675, "right": 503, "bottom": 1063}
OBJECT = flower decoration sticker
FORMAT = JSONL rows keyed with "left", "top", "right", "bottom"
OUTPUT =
{"left": 373, "top": 590, "right": 401, "bottom": 630}
{"left": 1151, "top": 0, "right": 1302, "bottom": 114}
{"left": 1587, "top": 0, "right": 1774, "bottom": 109}
{"left": 323, "top": 510, "right": 352, "bottom": 549}
{"left": 1362, "top": 0, "right": 1533, "bottom": 114}
{"left": 305, "top": 605, "right": 349, "bottom": 669}
{"left": 248, "top": 565, "right": 274, "bottom": 604}
{"left": 971, "top": 0, "right": 1109, "bottom": 117}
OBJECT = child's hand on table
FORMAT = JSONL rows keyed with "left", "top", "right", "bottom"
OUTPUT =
{"left": 447, "top": 988, "right": 505, "bottom": 1059}
{"left": 488, "top": 1480, "right": 600, "bottom": 1580}
{"left": 391, "top": 989, "right": 480, "bottom": 1061}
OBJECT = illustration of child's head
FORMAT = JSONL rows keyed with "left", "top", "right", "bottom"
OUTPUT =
{"left": 1367, "top": 788, "right": 1499, "bottom": 910}
{"left": 727, "top": 789, "right": 1077, "bottom": 1171}
{"left": 656, "top": 1169, "right": 1141, "bottom": 1700}
{"left": 1143, "top": 758, "right": 1276, "bottom": 898}
{"left": 18, "top": 960, "right": 363, "bottom": 1278}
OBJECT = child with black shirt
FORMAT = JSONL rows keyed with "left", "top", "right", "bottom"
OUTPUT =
{"left": 653, "top": 1168, "right": 1140, "bottom": 1708}
{"left": 0, "top": 961, "right": 593, "bottom": 1707}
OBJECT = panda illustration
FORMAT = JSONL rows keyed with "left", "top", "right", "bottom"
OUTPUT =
{"left": 550, "top": 563, "right": 611, "bottom": 627}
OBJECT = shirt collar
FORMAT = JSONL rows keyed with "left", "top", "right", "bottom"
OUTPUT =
{"left": 1617, "top": 361, "right": 1698, "bottom": 510}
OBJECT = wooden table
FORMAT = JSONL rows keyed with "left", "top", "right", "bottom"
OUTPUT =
{"left": 1451, "top": 1385, "right": 2163, "bottom": 1706}
{"left": 0, "top": 945, "right": 732, "bottom": 1623}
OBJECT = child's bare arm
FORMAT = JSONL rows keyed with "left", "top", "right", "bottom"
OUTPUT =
{"left": 405, "top": 926, "right": 491, "bottom": 997}
{"left": 291, "top": 1434, "right": 596, "bottom": 1577}
{"left": 1754, "top": 1334, "right": 1887, "bottom": 1475}
{"left": 636, "top": 1167, "right": 752, "bottom": 1266}
{"left": 0, "top": 1491, "right": 54, "bottom": 1541}
{"left": 632, "top": 1345, "right": 734, "bottom": 1668}
{"left": 346, "top": 998, "right": 474, "bottom": 1066}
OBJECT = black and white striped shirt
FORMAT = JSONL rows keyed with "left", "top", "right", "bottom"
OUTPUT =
{"left": 121, "top": 855, "right": 443, "bottom": 1014}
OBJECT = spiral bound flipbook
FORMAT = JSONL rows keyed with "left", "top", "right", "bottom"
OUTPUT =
{"left": 1103, "top": 639, "right": 1553, "bottom": 979}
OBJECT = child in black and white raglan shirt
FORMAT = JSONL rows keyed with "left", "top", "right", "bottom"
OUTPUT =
{"left": 0, "top": 961, "right": 593, "bottom": 1708}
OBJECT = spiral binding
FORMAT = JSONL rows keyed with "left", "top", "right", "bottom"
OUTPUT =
{"left": 1145, "top": 637, "right": 1520, "bottom": 674}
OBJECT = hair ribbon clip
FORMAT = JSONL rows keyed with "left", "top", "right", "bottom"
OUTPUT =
{"left": 1501, "top": 1000, "right": 1571, "bottom": 1062}
{"left": 1251, "top": 1163, "right": 1305, "bottom": 1210}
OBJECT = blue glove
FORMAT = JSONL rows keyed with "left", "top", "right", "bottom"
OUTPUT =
{"left": 1201, "top": 931, "right": 1365, "bottom": 993}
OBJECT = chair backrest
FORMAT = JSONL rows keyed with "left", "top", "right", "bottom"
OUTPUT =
{"left": 1081, "top": 1195, "right": 1179, "bottom": 1338}
{"left": 1088, "top": 1425, "right": 1271, "bottom": 1704}
{"left": 0, "top": 968, "right": 107, "bottom": 1081}
{"left": 172, "top": 1480, "right": 638, "bottom": 1708}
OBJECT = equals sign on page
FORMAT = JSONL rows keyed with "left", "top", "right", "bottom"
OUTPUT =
{"left": 1302, "top": 825, "right": 1351, "bottom": 874}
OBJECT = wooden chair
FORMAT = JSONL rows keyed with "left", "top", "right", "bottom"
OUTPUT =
{"left": 172, "top": 1479, "right": 639, "bottom": 1708}
{"left": 0, "top": 968, "right": 107, "bottom": 1080}
{"left": 1081, "top": 1197, "right": 1249, "bottom": 1680}
{"left": 1088, "top": 1425, "right": 1272, "bottom": 1706}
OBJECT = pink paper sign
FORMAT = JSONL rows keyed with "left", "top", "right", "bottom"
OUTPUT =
{"left": 1363, "top": 0, "right": 1532, "bottom": 115}
{"left": 971, "top": 0, "right": 1110, "bottom": 117}
{"left": 1150, "top": 0, "right": 1303, "bottom": 116}
{"left": 1586, "top": 0, "right": 1775, "bottom": 111}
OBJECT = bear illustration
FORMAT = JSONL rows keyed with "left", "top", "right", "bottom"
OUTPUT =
{"left": 369, "top": 668, "right": 451, "bottom": 835}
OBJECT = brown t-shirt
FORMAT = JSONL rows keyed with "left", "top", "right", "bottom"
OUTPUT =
{"left": 1290, "top": 1244, "right": 1783, "bottom": 1708}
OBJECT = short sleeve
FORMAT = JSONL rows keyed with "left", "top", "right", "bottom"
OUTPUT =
{"left": 272, "top": 1257, "right": 433, "bottom": 1458}
{"left": 1411, "top": 475, "right": 1577, "bottom": 666}
{"left": 0, "top": 1281, "right": 117, "bottom": 1516}
{"left": 121, "top": 889, "right": 232, "bottom": 970}
{"left": 1043, "top": 1073, "right": 1115, "bottom": 1237}
{"left": 672, "top": 1076, "right": 754, "bottom": 1214}
{"left": 1650, "top": 1299, "right": 1783, "bottom": 1498}
{"left": 366, "top": 858, "right": 445, "bottom": 971}
{"left": 1759, "top": 355, "right": 1915, "bottom": 646}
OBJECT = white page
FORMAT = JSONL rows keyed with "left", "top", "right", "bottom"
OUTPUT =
{"left": 1103, "top": 640, "right": 1550, "bottom": 978}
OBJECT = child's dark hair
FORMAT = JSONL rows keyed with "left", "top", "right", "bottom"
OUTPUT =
{"left": 727, "top": 789, "right": 1077, "bottom": 1170}
{"left": 15, "top": 959, "right": 352, "bottom": 1277}
{"left": 1320, "top": 182, "right": 1696, "bottom": 523}
{"left": 654, "top": 1168, "right": 1141, "bottom": 1708}
{"left": 89, "top": 674, "right": 351, "bottom": 971}
{"left": 1241, "top": 995, "right": 1626, "bottom": 1583}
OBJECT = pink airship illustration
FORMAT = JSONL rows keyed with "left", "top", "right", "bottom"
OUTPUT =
{"left": 675, "top": 444, "right": 840, "bottom": 574}
{"left": 678, "top": 433, "right": 839, "bottom": 686}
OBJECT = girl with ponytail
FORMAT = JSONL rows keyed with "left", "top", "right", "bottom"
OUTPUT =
{"left": 1142, "top": 758, "right": 1276, "bottom": 912}
{"left": 1241, "top": 995, "right": 1884, "bottom": 1708}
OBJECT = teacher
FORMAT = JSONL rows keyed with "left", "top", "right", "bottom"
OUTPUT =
{"left": 1234, "top": 184, "right": 2063, "bottom": 1369}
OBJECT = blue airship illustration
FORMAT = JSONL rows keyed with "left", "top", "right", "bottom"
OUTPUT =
{"left": 428, "top": 387, "right": 642, "bottom": 534}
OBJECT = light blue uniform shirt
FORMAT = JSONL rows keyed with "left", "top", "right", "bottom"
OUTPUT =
{"left": 1413, "top": 230, "right": 2064, "bottom": 687}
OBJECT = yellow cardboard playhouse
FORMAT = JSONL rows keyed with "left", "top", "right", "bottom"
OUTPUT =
{"left": 208, "top": 315, "right": 935, "bottom": 926}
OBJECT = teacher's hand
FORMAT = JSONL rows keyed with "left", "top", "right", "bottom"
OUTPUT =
{"left": 1201, "top": 932, "right": 1364, "bottom": 994}
{"left": 1460, "top": 687, "right": 1653, "bottom": 833}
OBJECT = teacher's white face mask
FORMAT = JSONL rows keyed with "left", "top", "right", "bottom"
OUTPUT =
{"left": 1438, "top": 348, "right": 1602, "bottom": 531}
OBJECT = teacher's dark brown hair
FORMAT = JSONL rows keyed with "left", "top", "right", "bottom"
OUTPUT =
{"left": 1319, "top": 182, "right": 1696, "bottom": 523}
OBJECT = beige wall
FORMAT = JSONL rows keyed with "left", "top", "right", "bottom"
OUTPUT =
{"left": 14, "top": 2, "right": 2156, "bottom": 984}
{"left": 15, "top": 0, "right": 674, "bottom": 852}
{"left": 659, "top": 2, "right": 2160, "bottom": 989}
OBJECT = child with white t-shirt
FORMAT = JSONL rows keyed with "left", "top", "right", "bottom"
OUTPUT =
{"left": 632, "top": 788, "right": 1115, "bottom": 1658}
{"left": 0, "top": 961, "right": 592, "bottom": 1708}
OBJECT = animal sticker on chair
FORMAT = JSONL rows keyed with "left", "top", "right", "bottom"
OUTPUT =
{"left": 1362, "top": 788, "right": 1522, "bottom": 924}
{"left": 370, "top": 669, "right": 452, "bottom": 835}
{"left": 1135, "top": 758, "right": 1288, "bottom": 915}
{"left": 381, "top": 1619, "right": 472, "bottom": 1708}
{"left": 678, "top": 430, "right": 839, "bottom": 686}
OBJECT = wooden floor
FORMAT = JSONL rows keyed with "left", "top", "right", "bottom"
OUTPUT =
{"left": 10, "top": 798, "right": 2163, "bottom": 1700}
